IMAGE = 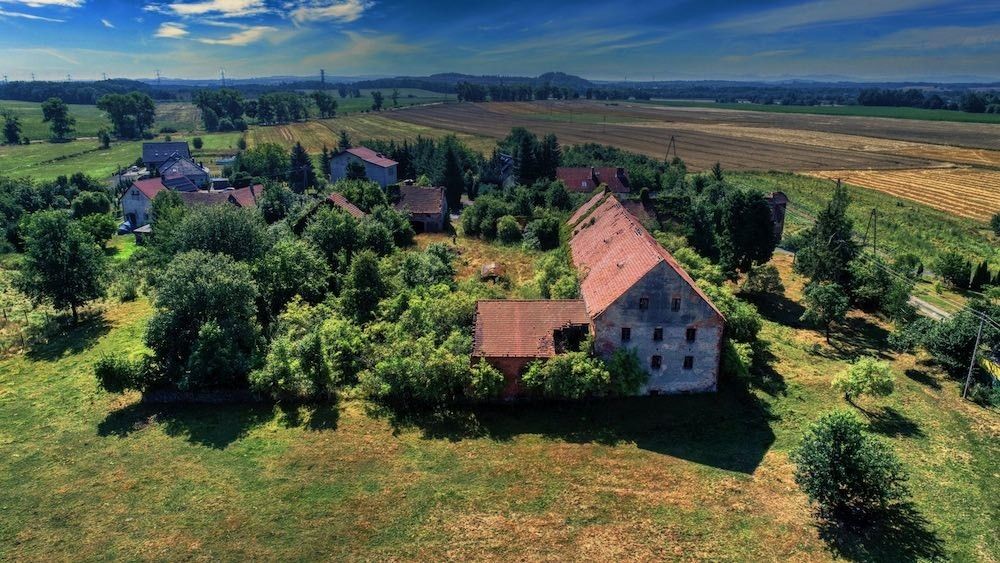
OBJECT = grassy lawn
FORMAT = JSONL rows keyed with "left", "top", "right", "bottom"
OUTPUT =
{"left": 0, "top": 251, "right": 996, "bottom": 560}
{"left": 639, "top": 100, "right": 1000, "bottom": 124}
{"left": 0, "top": 100, "right": 203, "bottom": 140}
{"left": 0, "top": 132, "right": 243, "bottom": 180}
{"left": 733, "top": 171, "right": 1000, "bottom": 268}
{"left": 335, "top": 88, "right": 455, "bottom": 115}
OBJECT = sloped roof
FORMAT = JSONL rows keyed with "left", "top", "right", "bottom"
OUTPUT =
{"left": 327, "top": 192, "right": 366, "bottom": 218}
{"left": 162, "top": 173, "right": 198, "bottom": 192}
{"left": 556, "top": 167, "right": 630, "bottom": 193}
{"left": 568, "top": 194, "right": 723, "bottom": 320}
{"left": 473, "top": 300, "right": 590, "bottom": 358}
{"left": 130, "top": 177, "right": 166, "bottom": 200}
{"left": 161, "top": 154, "right": 207, "bottom": 177}
{"left": 176, "top": 191, "right": 232, "bottom": 206}
{"left": 567, "top": 190, "right": 608, "bottom": 227}
{"left": 343, "top": 146, "right": 397, "bottom": 168}
{"left": 229, "top": 185, "right": 263, "bottom": 208}
{"left": 142, "top": 142, "right": 190, "bottom": 165}
{"left": 395, "top": 186, "right": 445, "bottom": 216}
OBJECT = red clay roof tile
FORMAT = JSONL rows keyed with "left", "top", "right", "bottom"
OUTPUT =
{"left": 473, "top": 300, "right": 590, "bottom": 358}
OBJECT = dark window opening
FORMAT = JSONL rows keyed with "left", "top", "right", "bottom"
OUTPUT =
{"left": 651, "top": 355, "right": 662, "bottom": 369}
{"left": 671, "top": 298, "right": 681, "bottom": 312}
{"left": 553, "top": 324, "right": 590, "bottom": 354}
{"left": 653, "top": 327, "right": 663, "bottom": 341}
{"left": 686, "top": 328, "right": 697, "bottom": 342}
{"left": 683, "top": 356, "right": 694, "bottom": 370}
{"left": 639, "top": 297, "right": 649, "bottom": 310}
{"left": 621, "top": 327, "right": 631, "bottom": 342}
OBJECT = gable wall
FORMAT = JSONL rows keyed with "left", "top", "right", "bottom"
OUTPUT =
{"left": 591, "top": 261, "right": 722, "bottom": 393}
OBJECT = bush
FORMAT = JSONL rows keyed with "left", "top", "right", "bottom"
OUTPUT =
{"left": 95, "top": 354, "right": 149, "bottom": 393}
{"left": 522, "top": 351, "right": 611, "bottom": 399}
{"left": 968, "top": 382, "right": 1000, "bottom": 407}
{"left": 522, "top": 214, "right": 561, "bottom": 250}
{"left": 496, "top": 215, "right": 521, "bottom": 244}
{"left": 192, "top": 137, "right": 203, "bottom": 150}
{"left": 468, "top": 361, "right": 506, "bottom": 400}
{"left": 936, "top": 251, "right": 971, "bottom": 289}
{"left": 991, "top": 212, "right": 1000, "bottom": 237}
{"left": 791, "top": 410, "right": 909, "bottom": 521}
{"left": 832, "top": 356, "right": 895, "bottom": 401}
{"left": 604, "top": 347, "right": 650, "bottom": 395}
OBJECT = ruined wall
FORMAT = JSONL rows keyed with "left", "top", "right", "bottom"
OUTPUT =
{"left": 476, "top": 356, "right": 534, "bottom": 398}
{"left": 591, "top": 261, "right": 722, "bottom": 394}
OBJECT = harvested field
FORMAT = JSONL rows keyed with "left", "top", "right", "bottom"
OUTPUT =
{"left": 808, "top": 168, "right": 1000, "bottom": 222}
{"left": 388, "top": 102, "right": 941, "bottom": 171}
{"left": 248, "top": 113, "right": 495, "bottom": 154}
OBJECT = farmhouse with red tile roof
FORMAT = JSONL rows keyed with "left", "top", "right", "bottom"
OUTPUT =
{"left": 330, "top": 147, "right": 398, "bottom": 188}
{"left": 556, "top": 166, "right": 630, "bottom": 193}
{"left": 472, "top": 191, "right": 723, "bottom": 397}
{"left": 120, "top": 178, "right": 261, "bottom": 229}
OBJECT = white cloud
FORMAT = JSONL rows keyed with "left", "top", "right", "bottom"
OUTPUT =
{"left": 197, "top": 24, "right": 275, "bottom": 45}
{"left": 867, "top": 24, "right": 1000, "bottom": 50}
{"left": 155, "top": 21, "right": 188, "bottom": 38}
{"left": 150, "top": 0, "right": 267, "bottom": 18}
{"left": 290, "top": 0, "right": 371, "bottom": 25}
{"left": 0, "top": 7, "right": 63, "bottom": 19}
{"left": 101, "top": 17, "right": 113, "bottom": 27}
{"left": 0, "top": 0, "right": 83, "bottom": 6}
{"left": 715, "top": 0, "right": 949, "bottom": 34}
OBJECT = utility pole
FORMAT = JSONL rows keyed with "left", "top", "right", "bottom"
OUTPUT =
{"left": 102, "top": 72, "right": 107, "bottom": 81}
{"left": 2, "top": 74, "right": 6, "bottom": 85}
{"left": 962, "top": 315, "right": 985, "bottom": 398}
{"left": 66, "top": 73, "right": 71, "bottom": 82}
{"left": 320, "top": 69, "right": 325, "bottom": 85}
{"left": 30, "top": 73, "right": 35, "bottom": 81}
{"left": 155, "top": 69, "right": 161, "bottom": 86}
{"left": 220, "top": 68, "right": 226, "bottom": 87}
{"left": 665, "top": 135, "right": 677, "bottom": 161}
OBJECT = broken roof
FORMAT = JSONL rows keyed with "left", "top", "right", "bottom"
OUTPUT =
{"left": 568, "top": 194, "right": 723, "bottom": 320}
{"left": 556, "top": 166, "right": 630, "bottom": 193}
{"left": 473, "top": 300, "right": 590, "bottom": 358}
{"left": 343, "top": 146, "right": 398, "bottom": 168}
{"left": 395, "top": 186, "right": 445, "bottom": 216}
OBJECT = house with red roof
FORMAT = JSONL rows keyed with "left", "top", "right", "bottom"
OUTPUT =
{"left": 556, "top": 166, "right": 630, "bottom": 193}
{"left": 472, "top": 191, "right": 724, "bottom": 397}
{"left": 330, "top": 146, "right": 398, "bottom": 188}
{"left": 119, "top": 177, "right": 261, "bottom": 229}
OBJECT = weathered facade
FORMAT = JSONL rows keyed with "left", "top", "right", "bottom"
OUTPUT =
{"left": 395, "top": 185, "right": 447, "bottom": 232}
{"left": 330, "top": 147, "right": 398, "bottom": 188}
{"left": 569, "top": 192, "right": 724, "bottom": 394}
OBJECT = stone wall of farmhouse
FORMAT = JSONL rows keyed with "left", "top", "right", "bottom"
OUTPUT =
{"left": 591, "top": 261, "right": 722, "bottom": 394}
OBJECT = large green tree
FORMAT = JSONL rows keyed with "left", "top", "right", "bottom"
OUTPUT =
{"left": 717, "top": 188, "right": 777, "bottom": 277}
{"left": 40, "top": 97, "right": 75, "bottom": 140}
{"left": 795, "top": 181, "right": 857, "bottom": 286}
{"left": 2, "top": 109, "right": 22, "bottom": 145}
{"left": 172, "top": 206, "right": 269, "bottom": 263}
{"left": 340, "top": 250, "right": 388, "bottom": 323}
{"left": 253, "top": 238, "right": 330, "bottom": 322}
{"left": 96, "top": 91, "right": 156, "bottom": 139}
{"left": 801, "top": 282, "right": 849, "bottom": 343}
{"left": 146, "top": 251, "right": 259, "bottom": 388}
{"left": 288, "top": 142, "right": 317, "bottom": 193}
{"left": 16, "top": 211, "right": 106, "bottom": 322}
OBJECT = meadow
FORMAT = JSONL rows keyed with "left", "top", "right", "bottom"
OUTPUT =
{"left": 0, "top": 246, "right": 995, "bottom": 560}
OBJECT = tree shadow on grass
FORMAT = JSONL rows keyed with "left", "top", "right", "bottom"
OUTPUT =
{"left": 26, "top": 311, "right": 110, "bottom": 362}
{"left": 98, "top": 399, "right": 340, "bottom": 449}
{"left": 865, "top": 406, "right": 925, "bottom": 439}
{"left": 904, "top": 369, "right": 941, "bottom": 390}
{"left": 749, "top": 340, "right": 788, "bottom": 397}
{"left": 818, "top": 315, "right": 893, "bottom": 362}
{"left": 367, "top": 376, "right": 777, "bottom": 475}
{"left": 816, "top": 502, "right": 945, "bottom": 562}
{"left": 746, "top": 291, "right": 806, "bottom": 328}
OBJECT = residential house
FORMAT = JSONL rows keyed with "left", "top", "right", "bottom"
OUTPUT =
{"left": 159, "top": 154, "right": 210, "bottom": 191}
{"left": 472, "top": 191, "right": 724, "bottom": 397}
{"left": 556, "top": 166, "right": 631, "bottom": 193}
{"left": 142, "top": 141, "right": 192, "bottom": 172}
{"left": 290, "top": 192, "right": 367, "bottom": 234}
{"left": 120, "top": 177, "right": 261, "bottom": 229}
{"left": 330, "top": 147, "right": 398, "bottom": 188}
{"left": 395, "top": 185, "right": 448, "bottom": 232}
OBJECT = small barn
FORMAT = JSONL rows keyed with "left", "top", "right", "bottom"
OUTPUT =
{"left": 394, "top": 186, "right": 447, "bottom": 232}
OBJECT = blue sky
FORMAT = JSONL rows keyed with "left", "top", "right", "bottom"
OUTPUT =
{"left": 1, "top": 0, "right": 999, "bottom": 81}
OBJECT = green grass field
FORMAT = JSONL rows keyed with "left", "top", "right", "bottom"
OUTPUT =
{"left": 0, "top": 100, "right": 204, "bottom": 140}
{"left": 334, "top": 88, "right": 455, "bottom": 114}
{"left": 639, "top": 100, "right": 1000, "bottom": 124}
{"left": 0, "top": 245, "right": 996, "bottom": 560}
{"left": 734, "top": 172, "right": 1000, "bottom": 268}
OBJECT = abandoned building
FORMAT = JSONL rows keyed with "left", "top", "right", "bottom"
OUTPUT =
{"left": 329, "top": 147, "right": 398, "bottom": 188}
{"left": 556, "top": 166, "right": 631, "bottom": 193}
{"left": 472, "top": 192, "right": 724, "bottom": 397}
{"left": 764, "top": 191, "right": 789, "bottom": 242}
{"left": 395, "top": 185, "right": 448, "bottom": 232}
